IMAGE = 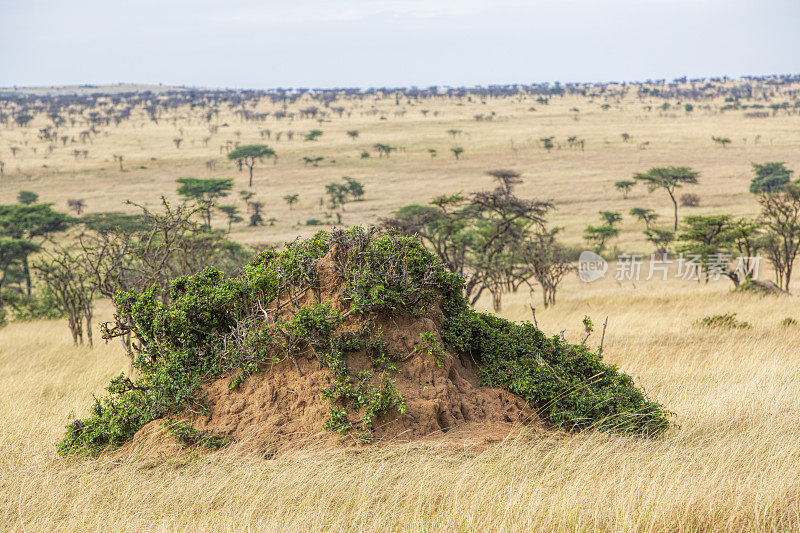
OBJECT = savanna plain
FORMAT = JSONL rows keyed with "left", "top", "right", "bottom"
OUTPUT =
{"left": 1, "top": 79, "right": 800, "bottom": 531}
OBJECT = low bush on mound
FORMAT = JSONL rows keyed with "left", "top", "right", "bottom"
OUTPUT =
{"left": 59, "top": 228, "right": 671, "bottom": 456}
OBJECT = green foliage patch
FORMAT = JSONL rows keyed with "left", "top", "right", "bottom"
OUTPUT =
{"left": 163, "top": 419, "right": 229, "bottom": 450}
{"left": 59, "top": 228, "right": 671, "bottom": 456}
{"left": 695, "top": 313, "right": 752, "bottom": 329}
{"left": 441, "top": 302, "right": 670, "bottom": 435}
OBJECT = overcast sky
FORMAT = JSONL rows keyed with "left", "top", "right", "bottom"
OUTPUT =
{"left": 2, "top": 0, "right": 798, "bottom": 89}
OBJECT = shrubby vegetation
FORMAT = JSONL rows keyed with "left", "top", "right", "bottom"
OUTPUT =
{"left": 58, "top": 228, "right": 671, "bottom": 455}
{"left": 749, "top": 162, "right": 792, "bottom": 194}
{"left": 584, "top": 211, "right": 622, "bottom": 254}
{"left": 695, "top": 313, "right": 751, "bottom": 329}
{"left": 383, "top": 170, "right": 573, "bottom": 310}
{"left": 0, "top": 192, "right": 251, "bottom": 342}
{"left": 676, "top": 215, "right": 761, "bottom": 287}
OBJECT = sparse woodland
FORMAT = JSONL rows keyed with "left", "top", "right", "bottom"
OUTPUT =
{"left": 3, "top": 76, "right": 800, "bottom": 530}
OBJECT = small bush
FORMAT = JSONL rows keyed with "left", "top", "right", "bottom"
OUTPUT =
{"left": 679, "top": 193, "right": 700, "bottom": 207}
{"left": 305, "top": 218, "right": 325, "bottom": 226}
{"left": 734, "top": 279, "right": 781, "bottom": 296}
{"left": 4, "top": 291, "right": 64, "bottom": 322}
{"left": 163, "top": 419, "right": 228, "bottom": 450}
{"left": 695, "top": 313, "right": 751, "bottom": 329}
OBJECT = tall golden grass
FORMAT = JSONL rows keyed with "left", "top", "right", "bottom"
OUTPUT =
{"left": 3, "top": 84, "right": 800, "bottom": 530}
{"left": 2, "top": 276, "right": 799, "bottom": 531}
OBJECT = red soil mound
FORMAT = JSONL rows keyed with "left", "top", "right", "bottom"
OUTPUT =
{"left": 119, "top": 250, "right": 539, "bottom": 458}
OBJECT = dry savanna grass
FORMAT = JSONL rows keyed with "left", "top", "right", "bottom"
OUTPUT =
{"left": 2, "top": 277, "right": 800, "bottom": 531}
{"left": 2, "top": 83, "right": 800, "bottom": 530}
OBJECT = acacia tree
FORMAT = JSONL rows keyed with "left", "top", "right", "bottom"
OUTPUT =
{"left": 176, "top": 177, "right": 233, "bottom": 228}
{"left": 382, "top": 170, "right": 554, "bottom": 310}
{"left": 645, "top": 228, "right": 675, "bottom": 254}
{"left": 217, "top": 205, "right": 243, "bottom": 233}
{"left": 33, "top": 248, "right": 96, "bottom": 346}
{"left": 227, "top": 145, "right": 276, "bottom": 187}
{"left": 283, "top": 194, "right": 299, "bottom": 210}
{"left": 676, "top": 215, "right": 733, "bottom": 282}
{"left": 521, "top": 227, "right": 573, "bottom": 307}
{"left": 17, "top": 191, "right": 38, "bottom": 205}
{"left": 304, "top": 129, "right": 323, "bottom": 141}
{"left": 759, "top": 183, "right": 800, "bottom": 291}
{"left": 67, "top": 198, "right": 85, "bottom": 215}
{"left": 583, "top": 211, "right": 622, "bottom": 253}
{"left": 614, "top": 180, "right": 636, "bottom": 198}
{"left": 599, "top": 211, "right": 622, "bottom": 226}
{"left": 712, "top": 136, "right": 731, "bottom": 148}
{"left": 750, "top": 162, "right": 792, "bottom": 194}
{"left": 0, "top": 238, "right": 40, "bottom": 319}
{"left": 677, "top": 215, "right": 761, "bottom": 286}
{"left": 724, "top": 219, "right": 762, "bottom": 285}
{"left": 0, "top": 202, "right": 72, "bottom": 296}
{"left": 633, "top": 166, "right": 699, "bottom": 230}
{"left": 630, "top": 207, "right": 658, "bottom": 229}
{"left": 240, "top": 191, "right": 264, "bottom": 226}
{"left": 373, "top": 143, "right": 395, "bottom": 158}
{"left": 584, "top": 223, "right": 619, "bottom": 253}
{"left": 302, "top": 156, "right": 324, "bottom": 167}
{"left": 325, "top": 177, "right": 365, "bottom": 209}
{"left": 325, "top": 183, "right": 349, "bottom": 210}
{"left": 343, "top": 177, "right": 364, "bottom": 201}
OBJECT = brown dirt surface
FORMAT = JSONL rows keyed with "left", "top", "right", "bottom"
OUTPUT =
{"left": 118, "top": 249, "right": 540, "bottom": 459}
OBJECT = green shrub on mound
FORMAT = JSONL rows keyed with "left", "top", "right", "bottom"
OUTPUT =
{"left": 59, "top": 228, "right": 670, "bottom": 456}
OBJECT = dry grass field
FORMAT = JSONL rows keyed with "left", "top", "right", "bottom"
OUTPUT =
{"left": 2, "top": 82, "right": 800, "bottom": 531}
{"left": 3, "top": 276, "right": 800, "bottom": 531}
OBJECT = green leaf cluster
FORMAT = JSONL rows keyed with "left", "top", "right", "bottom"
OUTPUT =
{"left": 59, "top": 228, "right": 671, "bottom": 455}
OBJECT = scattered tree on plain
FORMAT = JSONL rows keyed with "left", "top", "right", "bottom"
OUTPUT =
{"left": 176, "top": 177, "right": 233, "bottom": 228}
{"left": 633, "top": 166, "right": 699, "bottom": 230}
{"left": 712, "top": 136, "right": 731, "bottom": 148}
{"left": 750, "top": 162, "right": 793, "bottom": 194}
{"left": 614, "top": 180, "right": 636, "bottom": 198}
{"left": 630, "top": 207, "right": 658, "bottom": 229}
{"left": 227, "top": 145, "right": 276, "bottom": 187}
{"left": 758, "top": 182, "right": 800, "bottom": 291}
{"left": 283, "top": 194, "right": 299, "bottom": 210}
{"left": 67, "top": 198, "right": 85, "bottom": 215}
{"left": 382, "top": 170, "right": 560, "bottom": 310}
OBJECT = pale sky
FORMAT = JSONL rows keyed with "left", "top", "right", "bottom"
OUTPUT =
{"left": 2, "top": 0, "right": 798, "bottom": 89}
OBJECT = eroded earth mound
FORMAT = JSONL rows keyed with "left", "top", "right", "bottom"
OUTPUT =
{"left": 60, "top": 228, "right": 670, "bottom": 457}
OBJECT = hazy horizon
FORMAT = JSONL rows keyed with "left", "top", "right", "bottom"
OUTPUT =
{"left": 5, "top": 73, "right": 800, "bottom": 93}
{"left": 2, "top": 0, "right": 799, "bottom": 90}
